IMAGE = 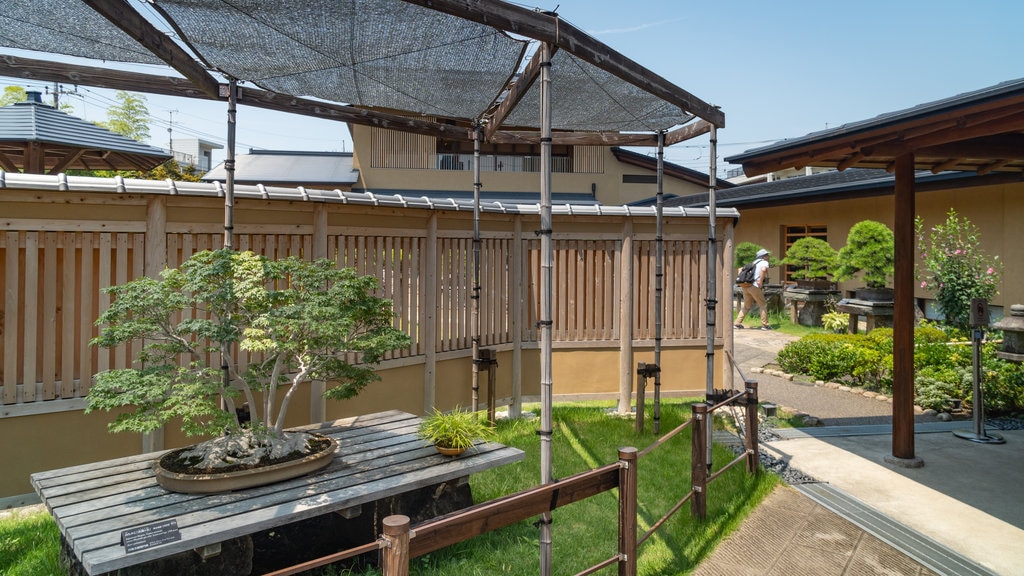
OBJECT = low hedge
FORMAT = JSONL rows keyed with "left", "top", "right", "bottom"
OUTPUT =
{"left": 775, "top": 326, "right": 1024, "bottom": 415}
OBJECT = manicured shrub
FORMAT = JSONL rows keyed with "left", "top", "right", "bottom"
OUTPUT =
{"left": 777, "top": 323, "right": 1024, "bottom": 415}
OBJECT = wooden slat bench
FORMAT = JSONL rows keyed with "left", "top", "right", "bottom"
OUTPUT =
{"left": 31, "top": 410, "right": 524, "bottom": 575}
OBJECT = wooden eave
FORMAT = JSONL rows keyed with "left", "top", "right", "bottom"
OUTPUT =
{"left": 734, "top": 92, "right": 1024, "bottom": 177}
{"left": 0, "top": 140, "right": 169, "bottom": 173}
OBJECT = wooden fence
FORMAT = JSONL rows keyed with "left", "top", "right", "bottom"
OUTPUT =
{"left": 0, "top": 179, "right": 737, "bottom": 414}
{"left": 263, "top": 381, "right": 761, "bottom": 576}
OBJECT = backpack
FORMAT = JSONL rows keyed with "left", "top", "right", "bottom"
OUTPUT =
{"left": 736, "top": 260, "right": 759, "bottom": 286}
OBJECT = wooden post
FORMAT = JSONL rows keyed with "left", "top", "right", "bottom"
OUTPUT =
{"left": 381, "top": 515, "right": 410, "bottom": 576}
{"left": 691, "top": 403, "right": 708, "bottom": 519}
{"left": 891, "top": 153, "right": 919, "bottom": 464}
{"left": 618, "top": 220, "right": 634, "bottom": 415}
{"left": 745, "top": 381, "right": 759, "bottom": 474}
{"left": 618, "top": 447, "right": 638, "bottom": 576}
{"left": 479, "top": 348, "right": 497, "bottom": 425}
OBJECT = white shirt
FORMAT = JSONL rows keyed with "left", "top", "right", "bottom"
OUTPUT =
{"left": 753, "top": 258, "right": 770, "bottom": 288}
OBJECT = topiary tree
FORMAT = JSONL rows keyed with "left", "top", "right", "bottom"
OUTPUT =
{"left": 834, "top": 220, "right": 894, "bottom": 289}
{"left": 735, "top": 241, "right": 765, "bottom": 267}
{"left": 781, "top": 237, "right": 837, "bottom": 280}
{"left": 86, "top": 249, "right": 411, "bottom": 469}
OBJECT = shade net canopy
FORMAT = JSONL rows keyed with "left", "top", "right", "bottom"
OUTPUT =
{"left": 504, "top": 50, "right": 693, "bottom": 131}
{"left": 0, "top": 0, "right": 165, "bottom": 65}
{"left": 0, "top": 0, "right": 718, "bottom": 137}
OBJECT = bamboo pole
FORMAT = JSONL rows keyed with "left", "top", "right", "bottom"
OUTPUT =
{"left": 472, "top": 125, "right": 482, "bottom": 414}
{"left": 705, "top": 125, "right": 718, "bottom": 470}
{"left": 538, "top": 41, "right": 554, "bottom": 576}
{"left": 653, "top": 131, "right": 664, "bottom": 434}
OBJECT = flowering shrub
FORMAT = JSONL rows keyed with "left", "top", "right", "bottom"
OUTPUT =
{"left": 916, "top": 210, "right": 1002, "bottom": 330}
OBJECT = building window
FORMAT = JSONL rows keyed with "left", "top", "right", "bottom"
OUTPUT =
{"left": 781, "top": 224, "right": 828, "bottom": 283}
{"left": 435, "top": 139, "right": 572, "bottom": 173}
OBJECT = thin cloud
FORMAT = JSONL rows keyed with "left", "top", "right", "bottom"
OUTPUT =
{"left": 588, "top": 17, "right": 685, "bottom": 36}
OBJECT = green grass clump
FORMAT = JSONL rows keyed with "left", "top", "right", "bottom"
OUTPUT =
{"left": 0, "top": 507, "right": 62, "bottom": 576}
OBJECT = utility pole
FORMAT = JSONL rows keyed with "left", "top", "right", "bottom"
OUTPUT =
{"left": 168, "top": 109, "right": 178, "bottom": 158}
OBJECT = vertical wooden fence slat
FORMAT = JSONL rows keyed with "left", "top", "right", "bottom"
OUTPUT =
{"left": 42, "top": 232, "right": 57, "bottom": 399}
{"left": 96, "top": 233, "right": 112, "bottom": 374}
{"left": 3, "top": 232, "right": 20, "bottom": 404}
{"left": 78, "top": 233, "right": 94, "bottom": 397}
{"left": 22, "top": 232, "right": 39, "bottom": 402}
{"left": 113, "top": 233, "right": 129, "bottom": 370}
{"left": 604, "top": 241, "right": 615, "bottom": 340}
{"left": 61, "top": 232, "right": 76, "bottom": 398}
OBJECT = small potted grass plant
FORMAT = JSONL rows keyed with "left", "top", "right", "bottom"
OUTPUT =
{"left": 418, "top": 406, "right": 493, "bottom": 456}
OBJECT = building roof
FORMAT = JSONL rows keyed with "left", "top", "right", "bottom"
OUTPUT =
{"left": 203, "top": 150, "right": 358, "bottom": 187}
{"left": 610, "top": 147, "right": 735, "bottom": 190}
{"left": 0, "top": 94, "right": 172, "bottom": 173}
{"left": 726, "top": 77, "right": 1024, "bottom": 176}
{"left": 665, "top": 168, "right": 1015, "bottom": 209}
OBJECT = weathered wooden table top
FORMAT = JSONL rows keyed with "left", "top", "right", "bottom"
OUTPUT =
{"left": 31, "top": 410, "right": 524, "bottom": 575}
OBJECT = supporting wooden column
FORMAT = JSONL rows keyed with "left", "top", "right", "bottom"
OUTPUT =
{"left": 889, "top": 153, "right": 922, "bottom": 466}
{"left": 142, "top": 197, "right": 167, "bottom": 453}
{"left": 618, "top": 220, "right": 634, "bottom": 415}
{"left": 423, "top": 214, "right": 438, "bottom": 413}
{"left": 310, "top": 203, "right": 329, "bottom": 423}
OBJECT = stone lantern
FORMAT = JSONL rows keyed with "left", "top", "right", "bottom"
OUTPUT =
{"left": 992, "top": 304, "right": 1024, "bottom": 362}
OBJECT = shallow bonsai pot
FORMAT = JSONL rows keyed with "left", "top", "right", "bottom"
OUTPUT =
{"left": 154, "top": 434, "right": 338, "bottom": 494}
{"left": 435, "top": 445, "right": 467, "bottom": 457}
{"left": 854, "top": 287, "right": 894, "bottom": 302}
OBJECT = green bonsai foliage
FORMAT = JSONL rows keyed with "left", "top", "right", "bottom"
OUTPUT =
{"left": 834, "top": 220, "right": 894, "bottom": 289}
{"left": 86, "top": 249, "right": 411, "bottom": 438}
{"left": 781, "top": 237, "right": 837, "bottom": 280}
{"left": 735, "top": 241, "right": 765, "bottom": 266}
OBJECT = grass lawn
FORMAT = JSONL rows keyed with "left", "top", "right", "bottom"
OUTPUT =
{"left": 1, "top": 399, "right": 779, "bottom": 576}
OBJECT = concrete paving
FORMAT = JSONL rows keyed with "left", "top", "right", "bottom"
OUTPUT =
{"left": 694, "top": 328, "right": 1024, "bottom": 576}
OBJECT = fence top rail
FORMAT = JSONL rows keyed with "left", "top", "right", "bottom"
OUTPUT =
{"left": 0, "top": 170, "right": 741, "bottom": 220}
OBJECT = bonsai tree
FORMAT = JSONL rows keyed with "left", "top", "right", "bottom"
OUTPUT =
{"left": 834, "top": 220, "right": 894, "bottom": 289}
{"left": 735, "top": 241, "right": 766, "bottom": 267}
{"left": 781, "top": 237, "right": 837, "bottom": 281}
{"left": 86, "top": 249, "right": 411, "bottom": 470}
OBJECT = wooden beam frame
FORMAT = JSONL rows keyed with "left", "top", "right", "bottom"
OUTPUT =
{"left": 402, "top": 0, "right": 725, "bottom": 128}
{"left": 484, "top": 45, "right": 559, "bottom": 141}
{"left": 82, "top": 0, "right": 222, "bottom": 99}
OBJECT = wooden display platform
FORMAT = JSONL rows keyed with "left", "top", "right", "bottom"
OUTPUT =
{"left": 31, "top": 410, "right": 524, "bottom": 575}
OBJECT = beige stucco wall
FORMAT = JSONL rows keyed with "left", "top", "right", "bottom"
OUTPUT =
{"left": 350, "top": 124, "right": 708, "bottom": 206}
{"left": 732, "top": 180, "right": 1024, "bottom": 309}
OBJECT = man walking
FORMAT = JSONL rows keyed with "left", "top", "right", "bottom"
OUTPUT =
{"left": 735, "top": 248, "right": 772, "bottom": 330}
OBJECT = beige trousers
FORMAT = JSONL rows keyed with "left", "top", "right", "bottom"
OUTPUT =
{"left": 736, "top": 285, "right": 769, "bottom": 327}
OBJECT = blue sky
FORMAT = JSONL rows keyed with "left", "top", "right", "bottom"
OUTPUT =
{"left": 2, "top": 0, "right": 1022, "bottom": 176}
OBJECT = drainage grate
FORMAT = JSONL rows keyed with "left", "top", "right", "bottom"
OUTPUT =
{"left": 796, "top": 482, "right": 1000, "bottom": 576}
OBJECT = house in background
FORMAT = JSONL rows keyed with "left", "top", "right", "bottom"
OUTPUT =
{"left": 203, "top": 149, "right": 359, "bottom": 189}
{"left": 347, "top": 123, "right": 729, "bottom": 205}
{"left": 203, "top": 125, "right": 729, "bottom": 205}
{"left": 169, "top": 137, "right": 222, "bottom": 172}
